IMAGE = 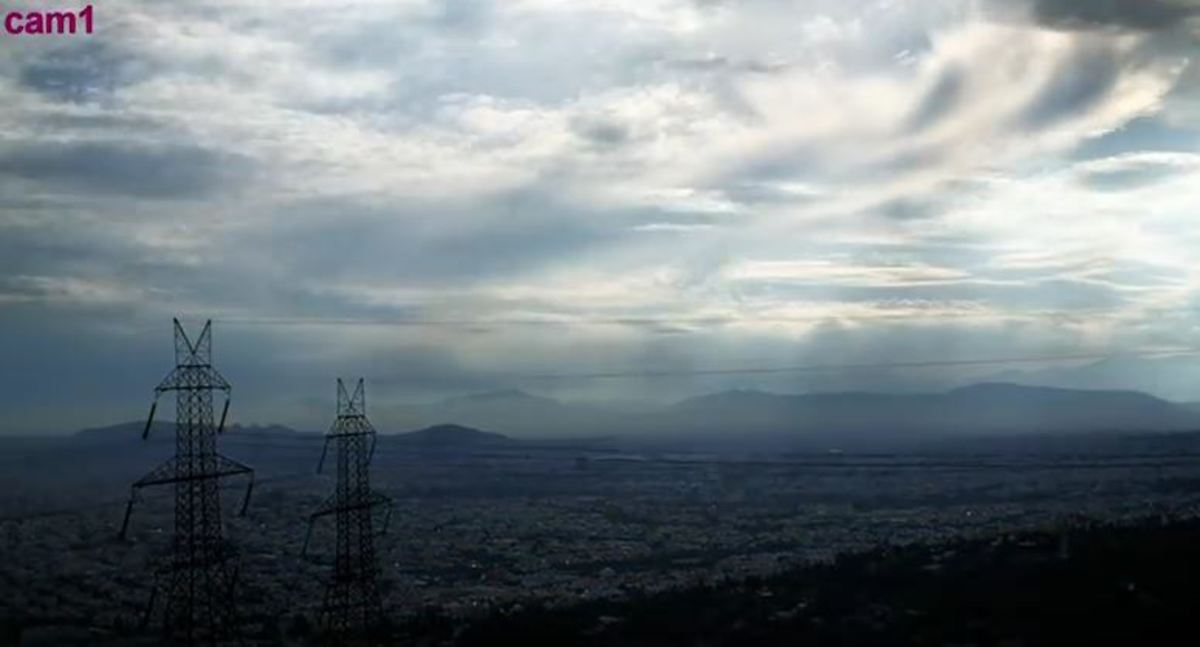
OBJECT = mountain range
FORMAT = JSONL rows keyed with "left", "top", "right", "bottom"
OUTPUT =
{"left": 67, "top": 383, "right": 1200, "bottom": 452}
{"left": 985, "top": 354, "right": 1200, "bottom": 402}
{"left": 651, "top": 383, "right": 1199, "bottom": 449}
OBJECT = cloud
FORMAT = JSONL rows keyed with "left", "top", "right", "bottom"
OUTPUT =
{"left": 1014, "top": 38, "right": 1122, "bottom": 130}
{"left": 0, "top": 275, "right": 149, "bottom": 306}
{"left": 1075, "top": 152, "right": 1200, "bottom": 190}
{"left": 16, "top": 41, "right": 143, "bottom": 103}
{"left": 0, "top": 141, "right": 254, "bottom": 199}
{"left": 570, "top": 117, "right": 633, "bottom": 148}
{"left": 1071, "top": 115, "right": 1200, "bottom": 158}
{"left": 0, "top": 0, "right": 1199, "bottom": 430}
{"left": 906, "top": 66, "right": 966, "bottom": 132}
{"left": 1027, "top": 0, "right": 1200, "bottom": 32}
{"left": 873, "top": 198, "right": 945, "bottom": 222}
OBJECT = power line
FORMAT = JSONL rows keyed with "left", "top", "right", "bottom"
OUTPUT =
{"left": 210, "top": 309, "right": 1114, "bottom": 329}
{"left": 204, "top": 314, "right": 1199, "bottom": 382}
{"left": 510, "top": 347, "right": 1200, "bottom": 381}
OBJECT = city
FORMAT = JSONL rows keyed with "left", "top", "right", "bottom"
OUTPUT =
{"left": 3, "top": 419, "right": 1200, "bottom": 643}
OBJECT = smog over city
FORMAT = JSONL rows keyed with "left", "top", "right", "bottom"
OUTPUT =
{"left": 2, "top": 1, "right": 1200, "bottom": 645}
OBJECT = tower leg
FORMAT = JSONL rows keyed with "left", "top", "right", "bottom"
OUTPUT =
{"left": 302, "top": 518, "right": 316, "bottom": 557}
{"left": 317, "top": 437, "right": 332, "bottom": 474}
{"left": 239, "top": 474, "right": 254, "bottom": 516}
{"left": 140, "top": 579, "right": 158, "bottom": 630}
{"left": 118, "top": 489, "right": 137, "bottom": 540}
{"left": 380, "top": 504, "right": 393, "bottom": 536}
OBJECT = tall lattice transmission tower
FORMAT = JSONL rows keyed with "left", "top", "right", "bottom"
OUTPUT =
{"left": 119, "top": 319, "right": 255, "bottom": 644}
{"left": 302, "top": 378, "right": 393, "bottom": 642}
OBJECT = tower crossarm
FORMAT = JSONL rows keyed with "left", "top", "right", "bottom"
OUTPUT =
{"left": 120, "top": 456, "right": 256, "bottom": 539}
{"left": 308, "top": 490, "right": 392, "bottom": 519}
{"left": 131, "top": 454, "right": 253, "bottom": 489}
{"left": 153, "top": 365, "right": 232, "bottom": 393}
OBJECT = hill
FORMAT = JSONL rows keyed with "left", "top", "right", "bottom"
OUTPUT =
{"left": 986, "top": 354, "right": 1200, "bottom": 402}
{"left": 73, "top": 420, "right": 175, "bottom": 444}
{"left": 657, "top": 383, "right": 1200, "bottom": 449}
{"left": 412, "top": 389, "right": 618, "bottom": 438}
{"left": 390, "top": 423, "right": 510, "bottom": 447}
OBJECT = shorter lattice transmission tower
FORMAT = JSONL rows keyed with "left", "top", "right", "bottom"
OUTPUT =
{"left": 303, "top": 379, "right": 394, "bottom": 641}
{"left": 119, "top": 319, "right": 255, "bottom": 645}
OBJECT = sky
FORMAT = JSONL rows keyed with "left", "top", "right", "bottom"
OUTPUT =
{"left": 1, "top": 0, "right": 1199, "bottom": 433}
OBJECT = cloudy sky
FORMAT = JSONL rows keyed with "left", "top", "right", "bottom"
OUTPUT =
{"left": 2, "top": 0, "right": 1199, "bottom": 432}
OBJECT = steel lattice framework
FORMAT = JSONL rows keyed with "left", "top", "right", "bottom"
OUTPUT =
{"left": 119, "top": 319, "right": 255, "bottom": 645}
{"left": 303, "top": 379, "right": 393, "bottom": 642}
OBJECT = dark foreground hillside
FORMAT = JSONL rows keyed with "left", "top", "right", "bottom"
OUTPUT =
{"left": 6, "top": 515, "right": 1199, "bottom": 645}
{"left": 425, "top": 516, "right": 1200, "bottom": 647}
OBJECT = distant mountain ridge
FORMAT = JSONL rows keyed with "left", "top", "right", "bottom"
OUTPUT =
{"left": 439, "top": 389, "right": 559, "bottom": 408}
{"left": 662, "top": 382, "right": 1199, "bottom": 448}
{"left": 73, "top": 419, "right": 507, "bottom": 447}
{"left": 411, "top": 388, "right": 603, "bottom": 438}
{"left": 985, "top": 354, "right": 1200, "bottom": 402}
{"left": 75, "top": 420, "right": 172, "bottom": 439}
{"left": 67, "top": 383, "right": 1200, "bottom": 451}
{"left": 390, "top": 423, "right": 510, "bottom": 446}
